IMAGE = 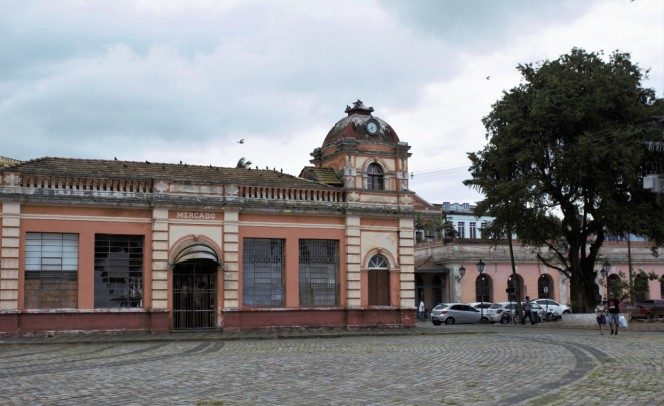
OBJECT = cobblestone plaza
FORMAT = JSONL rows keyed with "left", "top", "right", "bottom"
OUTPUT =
{"left": 1, "top": 323, "right": 662, "bottom": 405}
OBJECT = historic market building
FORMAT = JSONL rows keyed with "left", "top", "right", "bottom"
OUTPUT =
{"left": 0, "top": 100, "right": 420, "bottom": 335}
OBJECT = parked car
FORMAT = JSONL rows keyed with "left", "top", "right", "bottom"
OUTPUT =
{"left": 632, "top": 300, "right": 664, "bottom": 320}
{"left": 466, "top": 302, "right": 493, "bottom": 322}
{"left": 532, "top": 299, "right": 572, "bottom": 315}
{"left": 431, "top": 303, "right": 482, "bottom": 325}
{"left": 486, "top": 302, "right": 511, "bottom": 323}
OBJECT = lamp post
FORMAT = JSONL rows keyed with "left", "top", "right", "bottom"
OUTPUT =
{"left": 477, "top": 259, "right": 486, "bottom": 321}
{"left": 601, "top": 259, "right": 611, "bottom": 301}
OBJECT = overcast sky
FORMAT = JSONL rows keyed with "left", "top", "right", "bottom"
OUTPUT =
{"left": 1, "top": 0, "right": 662, "bottom": 204}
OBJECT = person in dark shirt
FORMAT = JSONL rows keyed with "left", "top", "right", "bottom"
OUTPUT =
{"left": 520, "top": 296, "right": 537, "bottom": 325}
{"left": 607, "top": 293, "right": 621, "bottom": 335}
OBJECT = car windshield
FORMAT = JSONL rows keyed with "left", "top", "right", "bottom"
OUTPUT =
{"left": 433, "top": 304, "right": 449, "bottom": 310}
{"left": 489, "top": 303, "right": 503, "bottom": 309}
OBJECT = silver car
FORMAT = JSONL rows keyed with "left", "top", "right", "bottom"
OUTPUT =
{"left": 431, "top": 303, "right": 482, "bottom": 325}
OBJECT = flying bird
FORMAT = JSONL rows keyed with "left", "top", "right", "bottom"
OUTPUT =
{"left": 237, "top": 139, "right": 245, "bottom": 144}
{"left": 486, "top": 76, "right": 491, "bottom": 80}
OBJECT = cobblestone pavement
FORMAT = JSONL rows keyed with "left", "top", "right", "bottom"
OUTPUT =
{"left": 1, "top": 322, "right": 663, "bottom": 406}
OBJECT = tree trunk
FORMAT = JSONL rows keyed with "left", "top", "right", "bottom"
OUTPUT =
{"left": 507, "top": 227, "right": 523, "bottom": 316}
{"left": 570, "top": 262, "right": 600, "bottom": 313}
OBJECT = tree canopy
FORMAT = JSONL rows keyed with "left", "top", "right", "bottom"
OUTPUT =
{"left": 464, "top": 48, "right": 664, "bottom": 312}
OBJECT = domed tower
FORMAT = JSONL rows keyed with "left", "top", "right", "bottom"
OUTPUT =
{"left": 307, "top": 100, "right": 412, "bottom": 201}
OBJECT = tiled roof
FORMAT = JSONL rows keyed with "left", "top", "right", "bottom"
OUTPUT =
{"left": 298, "top": 166, "right": 343, "bottom": 186}
{"left": 3, "top": 157, "right": 338, "bottom": 189}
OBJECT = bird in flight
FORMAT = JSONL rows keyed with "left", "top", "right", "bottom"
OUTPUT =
{"left": 237, "top": 139, "right": 245, "bottom": 144}
{"left": 486, "top": 76, "right": 491, "bottom": 80}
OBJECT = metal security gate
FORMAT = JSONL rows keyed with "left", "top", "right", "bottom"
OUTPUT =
{"left": 173, "top": 259, "right": 216, "bottom": 330}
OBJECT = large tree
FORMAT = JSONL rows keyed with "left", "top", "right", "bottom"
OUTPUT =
{"left": 465, "top": 48, "right": 664, "bottom": 312}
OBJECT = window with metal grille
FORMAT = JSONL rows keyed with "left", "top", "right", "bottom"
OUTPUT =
{"left": 24, "top": 233, "right": 78, "bottom": 309}
{"left": 94, "top": 234, "right": 144, "bottom": 308}
{"left": 367, "top": 163, "right": 384, "bottom": 191}
{"left": 299, "top": 239, "right": 339, "bottom": 306}
{"left": 368, "top": 254, "right": 390, "bottom": 306}
{"left": 242, "top": 238, "right": 285, "bottom": 306}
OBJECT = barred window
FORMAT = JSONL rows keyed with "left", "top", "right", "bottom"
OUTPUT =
{"left": 368, "top": 254, "right": 390, "bottom": 306}
{"left": 242, "top": 238, "right": 285, "bottom": 307}
{"left": 24, "top": 233, "right": 78, "bottom": 309}
{"left": 299, "top": 239, "right": 339, "bottom": 307}
{"left": 94, "top": 234, "right": 144, "bottom": 308}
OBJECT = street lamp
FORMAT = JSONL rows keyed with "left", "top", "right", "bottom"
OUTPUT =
{"left": 601, "top": 259, "right": 612, "bottom": 301}
{"left": 458, "top": 265, "right": 466, "bottom": 281}
{"left": 477, "top": 259, "right": 486, "bottom": 321}
{"left": 457, "top": 265, "right": 466, "bottom": 304}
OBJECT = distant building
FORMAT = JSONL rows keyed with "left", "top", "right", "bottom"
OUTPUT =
{"left": 442, "top": 202, "right": 494, "bottom": 240}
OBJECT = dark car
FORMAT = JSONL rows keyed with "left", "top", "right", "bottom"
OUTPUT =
{"left": 637, "top": 300, "right": 664, "bottom": 320}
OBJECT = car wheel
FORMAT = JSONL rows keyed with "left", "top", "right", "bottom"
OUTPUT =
{"left": 432, "top": 320, "right": 442, "bottom": 326}
{"left": 444, "top": 317, "right": 455, "bottom": 325}
{"left": 563, "top": 310, "right": 571, "bottom": 314}
{"left": 500, "top": 316, "right": 509, "bottom": 325}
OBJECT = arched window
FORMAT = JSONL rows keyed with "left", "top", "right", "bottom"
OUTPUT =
{"left": 538, "top": 274, "right": 554, "bottom": 299}
{"left": 475, "top": 274, "right": 492, "bottom": 303}
{"left": 368, "top": 254, "right": 390, "bottom": 305}
{"left": 367, "top": 163, "right": 384, "bottom": 191}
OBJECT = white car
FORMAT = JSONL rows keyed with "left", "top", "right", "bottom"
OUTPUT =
{"left": 487, "top": 301, "right": 546, "bottom": 323}
{"left": 532, "top": 299, "right": 571, "bottom": 315}
{"left": 466, "top": 302, "right": 493, "bottom": 322}
{"left": 431, "top": 303, "right": 482, "bottom": 325}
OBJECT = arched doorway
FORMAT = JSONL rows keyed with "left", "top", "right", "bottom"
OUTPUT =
{"left": 475, "top": 274, "right": 492, "bottom": 302}
{"left": 172, "top": 244, "right": 219, "bottom": 330}
{"left": 507, "top": 275, "right": 524, "bottom": 302}
{"left": 538, "top": 274, "right": 554, "bottom": 299}
{"left": 368, "top": 254, "right": 390, "bottom": 306}
{"left": 634, "top": 273, "right": 650, "bottom": 303}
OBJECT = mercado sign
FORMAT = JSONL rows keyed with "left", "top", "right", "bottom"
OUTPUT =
{"left": 175, "top": 212, "right": 216, "bottom": 220}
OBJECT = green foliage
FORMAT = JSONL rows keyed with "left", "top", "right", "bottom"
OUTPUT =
{"left": 465, "top": 48, "right": 664, "bottom": 311}
{"left": 235, "top": 157, "right": 252, "bottom": 168}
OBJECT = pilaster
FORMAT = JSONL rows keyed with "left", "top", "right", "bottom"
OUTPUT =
{"left": 399, "top": 217, "right": 415, "bottom": 308}
{"left": 346, "top": 216, "right": 361, "bottom": 308}
{"left": 151, "top": 208, "right": 169, "bottom": 309}
{"left": 1, "top": 202, "right": 20, "bottom": 310}
{"left": 223, "top": 210, "right": 240, "bottom": 309}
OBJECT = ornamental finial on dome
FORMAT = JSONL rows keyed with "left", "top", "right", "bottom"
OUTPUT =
{"left": 345, "top": 99, "right": 374, "bottom": 116}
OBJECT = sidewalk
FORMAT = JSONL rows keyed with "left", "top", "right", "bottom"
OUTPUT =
{"left": 1, "top": 314, "right": 662, "bottom": 345}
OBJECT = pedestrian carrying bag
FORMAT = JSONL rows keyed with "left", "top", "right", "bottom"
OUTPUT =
{"left": 619, "top": 315, "right": 628, "bottom": 329}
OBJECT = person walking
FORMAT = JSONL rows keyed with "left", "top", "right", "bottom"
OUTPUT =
{"left": 607, "top": 293, "right": 621, "bottom": 335}
{"left": 418, "top": 300, "right": 425, "bottom": 320}
{"left": 595, "top": 297, "right": 607, "bottom": 335}
{"left": 521, "top": 296, "right": 537, "bottom": 325}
